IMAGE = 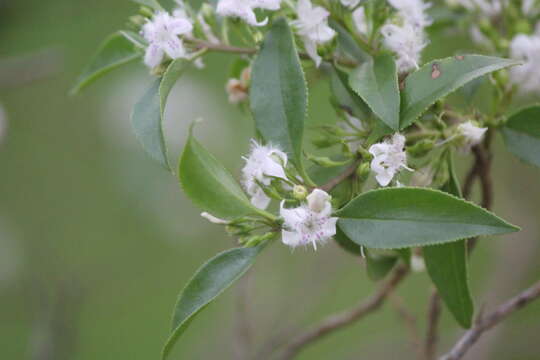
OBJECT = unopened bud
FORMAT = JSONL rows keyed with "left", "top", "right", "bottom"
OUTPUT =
{"left": 129, "top": 15, "right": 146, "bottom": 27}
{"left": 407, "top": 139, "right": 435, "bottom": 157}
{"left": 356, "top": 162, "right": 371, "bottom": 182}
{"left": 293, "top": 185, "right": 308, "bottom": 200}
{"left": 139, "top": 6, "right": 154, "bottom": 18}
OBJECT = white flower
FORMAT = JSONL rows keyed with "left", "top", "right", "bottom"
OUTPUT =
{"left": 388, "top": 0, "right": 432, "bottom": 28}
{"left": 338, "top": 113, "right": 366, "bottom": 153}
{"left": 455, "top": 0, "right": 505, "bottom": 17}
{"left": 142, "top": 11, "right": 193, "bottom": 68}
{"left": 381, "top": 22, "right": 427, "bottom": 72}
{"left": 509, "top": 33, "right": 540, "bottom": 94}
{"left": 280, "top": 189, "right": 338, "bottom": 250}
{"left": 341, "top": 0, "right": 361, "bottom": 8}
{"left": 292, "top": 0, "right": 336, "bottom": 67}
{"left": 369, "top": 133, "right": 412, "bottom": 187}
{"left": 226, "top": 67, "right": 251, "bottom": 104}
{"left": 352, "top": 7, "right": 368, "bottom": 35}
{"left": 241, "top": 140, "right": 288, "bottom": 209}
{"left": 201, "top": 212, "right": 229, "bottom": 224}
{"left": 382, "top": 0, "right": 430, "bottom": 72}
{"left": 216, "top": 0, "right": 281, "bottom": 27}
{"left": 458, "top": 121, "right": 487, "bottom": 146}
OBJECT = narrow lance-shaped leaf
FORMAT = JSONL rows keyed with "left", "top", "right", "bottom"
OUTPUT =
{"left": 250, "top": 18, "right": 307, "bottom": 170}
{"left": 71, "top": 33, "right": 141, "bottom": 94}
{"left": 502, "top": 105, "right": 540, "bottom": 168}
{"left": 400, "top": 55, "right": 520, "bottom": 129}
{"left": 349, "top": 54, "right": 400, "bottom": 130}
{"left": 162, "top": 244, "right": 265, "bottom": 360}
{"left": 179, "top": 129, "right": 259, "bottom": 220}
{"left": 337, "top": 187, "right": 519, "bottom": 249}
{"left": 423, "top": 151, "right": 474, "bottom": 328}
{"left": 131, "top": 59, "right": 185, "bottom": 170}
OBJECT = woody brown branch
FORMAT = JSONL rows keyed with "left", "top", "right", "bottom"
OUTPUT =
{"left": 276, "top": 264, "right": 409, "bottom": 360}
{"left": 440, "top": 278, "right": 540, "bottom": 360}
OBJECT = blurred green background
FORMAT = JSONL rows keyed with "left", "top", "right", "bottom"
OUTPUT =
{"left": 1, "top": 1, "right": 539, "bottom": 359}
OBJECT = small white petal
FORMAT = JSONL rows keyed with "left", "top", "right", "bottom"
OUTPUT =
{"left": 144, "top": 43, "right": 164, "bottom": 68}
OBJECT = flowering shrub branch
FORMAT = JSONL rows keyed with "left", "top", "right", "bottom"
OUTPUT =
{"left": 73, "top": 0, "right": 540, "bottom": 358}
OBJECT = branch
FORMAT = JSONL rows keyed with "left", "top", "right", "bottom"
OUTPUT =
{"left": 440, "top": 278, "right": 540, "bottom": 360}
{"left": 276, "top": 264, "right": 409, "bottom": 360}
{"left": 426, "top": 131, "right": 494, "bottom": 359}
{"left": 188, "top": 39, "right": 359, "bottom": 67}
{"left": 425, "top": 291, "right": 442, "bottom": 360}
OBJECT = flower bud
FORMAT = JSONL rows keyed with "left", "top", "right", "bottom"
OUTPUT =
{"left": 307, "top": 189, "right": 331, "bottom": 213}
{"left": 407, "top": 139, "right": 435, "bottom": 157}
{"left": 293, "top": 185, "right": 308, "bottom": 200}
{"left": 356, "top": 162, "right": 371, "bottom": 182}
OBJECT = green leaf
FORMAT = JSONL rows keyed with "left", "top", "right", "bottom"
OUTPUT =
{"left": 179, "top": 130, "right": 257, "bottom": 219}
{"left": 365, "top": 250, "right": 398, "bottom": 281}
{"left": 334, "top": 226, "right": 362, "bottom": 255}
{"left": 329, "top": 65, "right": 370, "bottom": 119}
{"left": 330, "top": 20, "right": 371, "bottom": 63}
{"left": 423, "top": 151, "right": 474, "bottom": 328}
{"left": 502, "top": 105, "right": 540, "bottom": 168}
{"left": 337, "top": 187, "right": 519, "bottom": 249}
{"left": 131, "top": 59, "right": 186, "bottom": 170}
{"left": 250, "top": 18, "right": 307, "bottom": 168}
{"left": 71, "top": 33, "right": 140, "bottom": 94}
{"left": 162, "top": 244, "right": 265, "bottom": 360}
{"left": 131, "top": 0, "right": 164, "bottom": 10}
{"left": 349, "top": 54, "right": 400, "bottom": 130}
{"left": 400, "top": 55, "right": 520, "bottom": 129}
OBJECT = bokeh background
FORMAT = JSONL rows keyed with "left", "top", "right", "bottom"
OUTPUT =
{"left": 1, "top": 0, "right": 539, "bottom": 359}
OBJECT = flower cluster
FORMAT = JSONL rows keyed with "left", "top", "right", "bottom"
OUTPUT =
{"left": 216, "top": 0, "right": 281, "bottom": 27}
{"left": 280, "top": 189, "right": 338, "bottom": 250}
{"left": 142, "top": 10, "right": 193, "bottom": 68}
{"left": 381, "top": 0, "right": 431, "bottom": 72}
{"left": 369, "top": 134, "right": 411, "bottom": 187}
{"left": 292, "top": 0, "right": 336, "bottom": 67}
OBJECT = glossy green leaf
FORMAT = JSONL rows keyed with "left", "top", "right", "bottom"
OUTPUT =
{"left": 179, "top": 131, "right": 256, "bottom": 219}
{"left": 330, "top": 20, "right": 371, "bottom": 63}
{"left": 131, "top": 59, "right": 186, "bottom": 170}
{"left": 424, "top": 152, "right": 474, "bottom": 328}
{"left": 400, "top": 55, "right": 520, "bottom": 129}
{"left": 337, "top": 187, "right": 519, "bottom": 249}
{"left": 71, "top": 33, "right": 140, "bottom": 94}
{"left": 162, "top": 244, "right": 265, "bottom": 360}
{"left": 132, "top": 0, "right": 164, "bottom": 10}
{"left": 349, "top": 54, "right": 400, "bottom": 130}
{"left": 334, "top": 225, "right": 362, "bottom": 255}
{"left": 250, "top": 18, "right": 307, "bottom": 168}
{"left": 329, "top": 65, "right": 370, "bottom": 119}
{"left": 502, "top": 105, "right": 540, "bottom": 168}
{"left": 365, "top": 250, "right": 398, "bottom": 281}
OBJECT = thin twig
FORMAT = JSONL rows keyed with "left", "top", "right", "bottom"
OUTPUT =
{"left": 440, "top": 279, "right": 540, "bottom": 360}
{"left": 276, "top": 264, "right": 409, "bottom": 360}
{"left": 319, "top": 158, "right": 362, "bottom": 193}
{"left": 425, "top": 291, "right": 442, "bottom": 360}
{"left": 188, "top": 39, "right": 359, "bottom": 67}
{"left": 425, "top": 131, "right": 494, "bottom": 359}
{"left": 390, "top": 293, "right": 423, "bottom": 359}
